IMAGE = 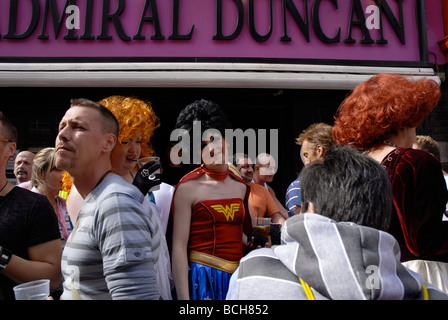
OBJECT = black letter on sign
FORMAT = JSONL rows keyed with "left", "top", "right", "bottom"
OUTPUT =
{"left": 281, "top": 0, "right": 310, "bottom": 42}
{"left": 213, "top": 0, "right": 244, "bottom": 40}
{"left": 81, "top": 0, "right": 94, "bottom": 40}
{"left": 312, "top": 0, "right": 340, "bottom": 43}
{"left": 98, "top": 0, "right": 131, "bottom": 41}
{"left": 169, "top": 0, "right": 194, "bottom": 40}
{"left": 134, "top": 0, "right": 165, "bottom": 40}
{"left": 375, "top": 0, "right": 405, "bottom": 45}
{"left": 38, "top": 0, "right": 77, "bottom": 40}
{"left": 344, "top": 0, "right": 373, "bottom": 44}
{"left": 5, "top": 0, "right": 40, "bottom": 39}
{"left": 249, "top": 0, "right": 273, "bottom": 42}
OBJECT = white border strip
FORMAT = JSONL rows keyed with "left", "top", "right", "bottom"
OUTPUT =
{"left": 0, "top": 63, "right": 438, "bottom": 89}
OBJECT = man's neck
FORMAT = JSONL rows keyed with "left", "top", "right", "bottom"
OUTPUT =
{"left": 0, "top": 176, "right": 12, "bottom": 196}
{"left": 253, "top": 174, "right": 263, "bottom": 185}
{"left": 71, "top": 164, "right": 113, "bottom": 198}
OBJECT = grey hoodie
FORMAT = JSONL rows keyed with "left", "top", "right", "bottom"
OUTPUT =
{"left": 227, "top": 213, "right": 448, "bottom": 300}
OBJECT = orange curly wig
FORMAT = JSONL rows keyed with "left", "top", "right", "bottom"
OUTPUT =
{"left": 98, "top": 96, "right": 160, "bottom": 158}
{"left": 333, "top": 73, "right": 441, "bottom": 150}
{"left": 61, "top": 171, "right": 72, "bottom": 194}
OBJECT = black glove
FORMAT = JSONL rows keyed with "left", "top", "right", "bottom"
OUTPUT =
{"left": 132, "top": 160, "right": 161, "bottom": 196}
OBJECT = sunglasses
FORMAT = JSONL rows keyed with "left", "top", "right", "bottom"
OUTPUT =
{"left": 0, "top": 137, "right": 13, "bottom": 143}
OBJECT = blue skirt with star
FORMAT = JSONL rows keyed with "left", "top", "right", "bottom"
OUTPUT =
{"left": 189, "top": 262, "right": 233, "bottom": 300}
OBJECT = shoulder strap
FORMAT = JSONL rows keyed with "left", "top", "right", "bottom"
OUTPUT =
{"left": 422, "top": 283, "right": 429, "bottom": 300}
{"left": 66, "top": 218, "right": 83, "bottom": 300}
{"left": 299, "top": 278, "right": 316, "bottom": 300}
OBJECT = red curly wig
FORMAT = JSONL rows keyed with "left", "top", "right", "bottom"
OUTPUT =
{"left": 98, "top": 96, "right": 160, "bottom": 158}
{"left": 333, "top": 73, "right": 441, "bottom": 150}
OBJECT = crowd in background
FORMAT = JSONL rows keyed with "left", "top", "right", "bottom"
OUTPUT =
{"left": 0, "top": 73, "right": 448, "bottom": 300}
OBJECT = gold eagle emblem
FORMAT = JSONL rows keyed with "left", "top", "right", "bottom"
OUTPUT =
{"left": 210, "top": 203, "right": 241, "bottom": 221}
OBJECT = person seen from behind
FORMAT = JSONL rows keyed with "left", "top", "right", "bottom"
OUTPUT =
{"left": 227, "top": 145, "right": 448, "bottom": 300}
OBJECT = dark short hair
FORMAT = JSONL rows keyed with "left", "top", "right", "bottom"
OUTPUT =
{"left": 232, "top": 153, "right": 252, "bottom": 167}
{"left": 70, "top": 98, "right": 119, "bottom": 138}
{"left": 0, "top": 112, "right": 18, "bottom": 143}
{"left": 300, "top": 145, "right": 392, "bottom": 231}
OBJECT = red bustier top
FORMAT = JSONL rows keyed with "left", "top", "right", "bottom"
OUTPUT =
{"left": 189, "top": 198, "right": 246, "bottom": 261}
{"left": 170, "top": 165, "right": 252, "bottom": 262}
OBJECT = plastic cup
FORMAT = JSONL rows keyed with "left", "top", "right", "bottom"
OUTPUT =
{"left": 13, "top": 279, "right": 50, "bottom": 300}
{"left": 137, "top": 156, "right": 161, "bottom": 191}
{"left": 252, "top": 217, "right": 271, "bottom": 247}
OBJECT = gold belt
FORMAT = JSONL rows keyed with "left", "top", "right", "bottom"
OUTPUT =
{"left": 189, "top": 250, "right": 239, "bottom": 273}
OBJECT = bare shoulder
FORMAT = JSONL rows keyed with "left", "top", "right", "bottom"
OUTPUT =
{"left": 174, "top": 179, "right": 199, "bottom": 198}
{"left": 173, "top": 178, "right": 204, "bottom": 207}
{"left": 228, "top": 177, "right": 249, "bottom": 196}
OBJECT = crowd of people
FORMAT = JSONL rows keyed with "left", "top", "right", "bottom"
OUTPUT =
{"left": 1, "top": 73, "right": 448, "bottom": 300}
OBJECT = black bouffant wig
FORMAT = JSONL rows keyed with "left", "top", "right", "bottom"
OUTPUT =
{"left": 175, "top": 99, "right": 233, "bottom": 136}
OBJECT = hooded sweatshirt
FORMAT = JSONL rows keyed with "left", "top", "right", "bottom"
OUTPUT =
{"left": 227, "top": 213, "right": 448, "bottom": 300}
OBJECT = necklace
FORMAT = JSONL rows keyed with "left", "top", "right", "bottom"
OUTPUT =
{"left": 383, "top": 140, "right": 399, "bottom": 148}
{"left": 94, "top": 170, "right": 113, "bottom": 189}
{"left": 0, "top": 180, "right": 8, "bottom": 195}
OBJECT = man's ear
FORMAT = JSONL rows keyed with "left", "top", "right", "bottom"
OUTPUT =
{"left": 303, "top": 202, "right": 317, "bottom": 214}
{"left": 316, "top": 145, "right": 325, "bottom": 159}
{"left": 103, "top": 134, "right": 117, "bottom": 153}
{"left": 7, "top": 142, "right": 16, "bottom": 158}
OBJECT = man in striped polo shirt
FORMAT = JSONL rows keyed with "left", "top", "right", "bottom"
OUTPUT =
{"left": 55, "top": 99, "right": 161, "bottom": 300}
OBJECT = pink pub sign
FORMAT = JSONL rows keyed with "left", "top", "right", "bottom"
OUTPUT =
{"left": 0, "top": 0, "right": 426, "bottom": 63}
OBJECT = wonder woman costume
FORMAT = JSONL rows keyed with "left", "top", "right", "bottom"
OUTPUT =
{"left": 171, "top": 165, "right": 252, "bottom": 300}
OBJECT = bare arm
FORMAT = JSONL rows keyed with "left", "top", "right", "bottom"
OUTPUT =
{"left": 267, "top": 186, "right": 289, "bottom": 219}
{"left": 271, "top": 212, "right": 285, "bottom": 226}
{"left": 2, "top": 239, "right": 62, "bottom": 292}
{"left": 171, "top": 183, "right": 193, "bottom": 300}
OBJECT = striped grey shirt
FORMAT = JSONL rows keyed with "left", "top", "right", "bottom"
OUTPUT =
{"left": 227, "top": 214, "right": 448, "bottom": 300}
{"left": 61, "top": 175, "right": 161, "bottom": 300}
